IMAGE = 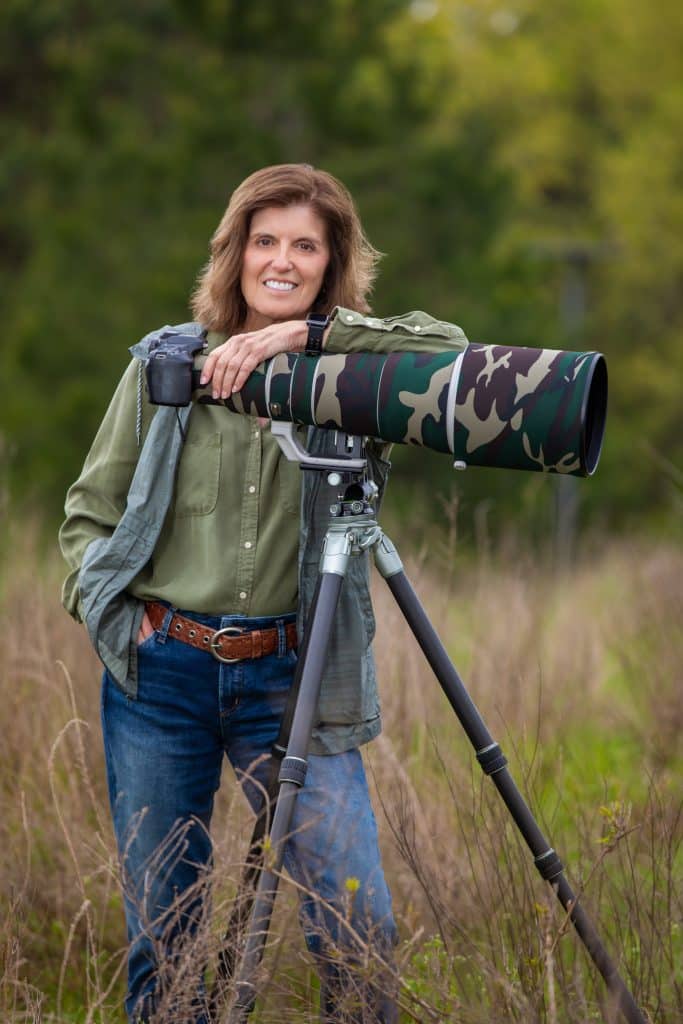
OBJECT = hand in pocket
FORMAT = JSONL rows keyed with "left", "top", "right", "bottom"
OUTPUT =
{"left": 137, "top": 610, "right": 154, "bottom": 646}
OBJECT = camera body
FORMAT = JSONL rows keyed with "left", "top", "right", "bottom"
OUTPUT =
{"left": 145, "top": 331, "right": 206, "bottom": 407}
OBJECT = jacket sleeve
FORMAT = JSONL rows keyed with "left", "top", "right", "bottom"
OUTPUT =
{"left": 58, "top": 359, "right": 152, "bottom": 621}
{"left": 324, "top": 307, "right": 468, "bottom": 355}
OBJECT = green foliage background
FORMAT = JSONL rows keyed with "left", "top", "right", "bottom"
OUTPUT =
{"left": 1, "top": 0, "right": 681, "bottom": 538}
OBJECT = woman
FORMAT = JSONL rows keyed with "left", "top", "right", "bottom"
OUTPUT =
{"left": 60, "top": 164, "right": 468, "bottom": 1023}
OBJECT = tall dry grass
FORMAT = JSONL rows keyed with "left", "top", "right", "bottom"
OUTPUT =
{"left": 0, "top": 527, "right": 681, "bottom": 1022}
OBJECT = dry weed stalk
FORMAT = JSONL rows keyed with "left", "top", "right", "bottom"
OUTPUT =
{"left": 0, "top": 533, "right": 681, "bottom": 1021}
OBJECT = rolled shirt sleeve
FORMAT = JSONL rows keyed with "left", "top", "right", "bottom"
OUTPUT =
{"left": 325, "top": 307, "right": 468, "bottom": 355}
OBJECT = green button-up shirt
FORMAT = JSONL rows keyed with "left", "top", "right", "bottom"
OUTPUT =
{"left": 60, "top": 307, "right": 467, "bottom": 621}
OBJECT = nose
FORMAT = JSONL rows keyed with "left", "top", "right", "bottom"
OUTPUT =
{"left": 270, "top": 242, "right": 293, "bottom": 271}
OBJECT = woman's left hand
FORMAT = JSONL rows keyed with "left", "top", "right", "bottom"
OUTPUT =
{"left": 200, "top": 320, "right": 308, "bottom": 399}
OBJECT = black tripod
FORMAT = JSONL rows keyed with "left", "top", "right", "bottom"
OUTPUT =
{"left": 214, "top": 446, "right": 647, "bottom": 1024}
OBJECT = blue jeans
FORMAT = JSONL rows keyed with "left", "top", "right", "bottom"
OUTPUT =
{"left": 101, "top": 608, "right": 398, "bottom": 1023}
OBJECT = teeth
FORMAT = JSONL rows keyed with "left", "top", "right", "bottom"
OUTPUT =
{"left": 264, "top": 280, "right": 296, "bottom": 291}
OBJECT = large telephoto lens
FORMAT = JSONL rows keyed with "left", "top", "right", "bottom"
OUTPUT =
{"left": 194, "top": 343, "right": 608, "bottom": 477}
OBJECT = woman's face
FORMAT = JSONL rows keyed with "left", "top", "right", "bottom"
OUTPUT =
{"left": 240, "top": 204, "right": 330, "bottom": 330}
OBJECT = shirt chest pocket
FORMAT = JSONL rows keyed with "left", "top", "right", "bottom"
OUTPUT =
{"left": 174, "top": 433, "right": 222, "bottom": 517}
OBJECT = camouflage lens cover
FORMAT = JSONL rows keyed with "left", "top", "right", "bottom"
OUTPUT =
{"left": 195, "top": 343, "right": 607, "bottom": 476}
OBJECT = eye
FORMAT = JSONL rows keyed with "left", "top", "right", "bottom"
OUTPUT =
{"left": 297, "top": 240, "right": 315, "bottom": 252}
{"left": 255, "top": 236, "right": 273, "bottom": 247}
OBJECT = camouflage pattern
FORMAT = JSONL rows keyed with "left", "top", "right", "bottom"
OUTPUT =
{"left": 452, "top": 344, "right": 606, "bottom": 475}
{"left": 377, "top": 352, "right": 455, "bottom": 452}
{"left": 194, "top": 344, "right": 607, "bottom": 477}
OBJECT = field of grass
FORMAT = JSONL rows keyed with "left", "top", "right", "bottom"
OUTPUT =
{"left": 1, "top": 527, "right": 681, "bottom": 1023}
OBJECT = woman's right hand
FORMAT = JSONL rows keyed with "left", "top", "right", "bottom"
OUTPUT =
{"left": 199, "top": 320, "right": 309, "bottom": 399}
{"left": 137, "top": 610, "right": 154, "bottom": 645}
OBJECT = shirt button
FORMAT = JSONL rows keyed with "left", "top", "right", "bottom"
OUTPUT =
{"left": 239, "top": 591, "right": 247, "bottom": 600}
{"left": 248, "top": 485, "right": 256, "bottom": 494}
{"left": 414, "top": 324, "right": 422, "bottom": 331}
{"left": 345, "top": 314, "right": 354, "bottom": 322}
{"left": 244, "top": 541, "right": 252, "bottom": 549}
{"left": 254, "top": 431, "right": 259, "bottom": 438}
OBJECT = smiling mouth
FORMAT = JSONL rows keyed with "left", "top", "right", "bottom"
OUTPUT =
{"left": 264, "top": 279, "right": 297, "bottom": 292}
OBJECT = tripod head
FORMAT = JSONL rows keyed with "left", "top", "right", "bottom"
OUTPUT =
{"left": 269, "top": 421, "right": 367, "bottom": 475}
{"left": 270, "top": 422, "right": 379, "bottom": 519}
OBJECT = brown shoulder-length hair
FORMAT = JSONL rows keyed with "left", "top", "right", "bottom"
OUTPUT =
{"left": 191, "top": 163, "right": 381, "bottom": 334}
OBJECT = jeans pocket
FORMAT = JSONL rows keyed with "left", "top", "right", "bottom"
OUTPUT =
{"left": 136, "top": 630, "right": 158, "bottom": 652}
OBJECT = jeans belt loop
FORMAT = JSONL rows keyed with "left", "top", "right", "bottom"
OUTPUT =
{"left": 158, "top": 606, "right": 174, "bottom": 644}
{"left": 276, "top": 619, "right": 287, "bottom": 659}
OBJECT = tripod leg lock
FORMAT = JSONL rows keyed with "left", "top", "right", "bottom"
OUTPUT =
{"left": 534, "top": 848, "right": 564, "bottom": 882}
{"left": 279, "top": 755, "right": 308, "bottom": 787}
{"left": 476, "top": 742, "right": 508, "bottom": 775}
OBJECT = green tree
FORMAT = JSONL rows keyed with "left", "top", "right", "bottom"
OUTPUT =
{"left": 1, "top": 0, "right": 680, "bottom": 537}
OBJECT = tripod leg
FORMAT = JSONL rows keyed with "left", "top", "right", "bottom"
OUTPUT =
{"left": 374, "top": 536, "right": 647, "bottom": 1024}
{"left": 209, "top": 581, "right": 322, "bottom": 1021}
{"left": 225, "top": 569, "right": 346, "bottom": 1024}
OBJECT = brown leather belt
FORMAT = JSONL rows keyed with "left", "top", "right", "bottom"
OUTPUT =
{"left": 145, "top": 601, "right": 297, "bottom": 663}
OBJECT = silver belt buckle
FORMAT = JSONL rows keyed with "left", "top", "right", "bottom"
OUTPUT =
{"left": 210, "top": 625, "right": 245, "bottom": 663}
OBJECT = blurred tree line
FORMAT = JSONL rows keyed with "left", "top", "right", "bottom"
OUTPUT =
{"left": 1, "top": 0, "right": 681, "bottom": 541}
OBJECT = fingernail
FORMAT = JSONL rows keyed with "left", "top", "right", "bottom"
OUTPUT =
{"left": 200, "top": 374, "right": 208, "bottom": 385}
{"left": 212, "top": 390, "right": 218, "bottom": 399}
